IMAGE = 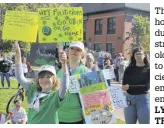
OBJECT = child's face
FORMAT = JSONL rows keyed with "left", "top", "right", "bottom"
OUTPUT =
{"left": 38, "top": 71, "right": 54, "bottom": 91}
{"left": 15, "top": 102, "right": 21, "bottom": 108}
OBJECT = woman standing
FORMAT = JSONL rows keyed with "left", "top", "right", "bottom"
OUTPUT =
{"left": 57, "top": 42, "right": 90, "bottom": 124}
{"left": 122, "top": 48, "right": 150, "bottom": 124}
{"left": 86, "top": 53, "right": 99, "bottom": 71}
{"left": 104, "top": 57, "right": 115, "bottom": 86}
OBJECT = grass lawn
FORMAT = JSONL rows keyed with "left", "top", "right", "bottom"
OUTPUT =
{"left": 0, "top": 78, "right": 125, "bottom": 124}
{"left": 0, "top": 78, "right": 28, "bottom": 114}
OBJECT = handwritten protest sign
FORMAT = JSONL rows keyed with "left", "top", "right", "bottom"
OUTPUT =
{"left": 38, "top": 8, "right": 83, "bottom": 43}
{"left": 69, "top": 75, "right": 80, "bottom": 93}
{"left": 2, "top": 11, "right": 38, "bottom": 42}
{"left": 102, "top": 68, "right": 115, "bottom": 80}
{"left": 109, "top": 86, "right": 127, "bottom": 109}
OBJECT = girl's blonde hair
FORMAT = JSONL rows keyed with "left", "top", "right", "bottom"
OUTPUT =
{"left": 35, "top": 71, "right": 60, "bottom": 92}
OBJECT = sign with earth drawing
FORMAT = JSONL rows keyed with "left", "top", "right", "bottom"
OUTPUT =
{"left": 38, "top": 7, "right": 83, "bottom": 43}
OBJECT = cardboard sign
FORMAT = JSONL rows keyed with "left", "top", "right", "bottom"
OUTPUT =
{"left": 109, "top": 86, "right": 127, "bottom": 109}
{"left": 102, "top": 68, "right": 115, "bottom": 80}
{"left": 38, "top": 8, "right": 83, "bottom": 43}
{"left": 69, "top": 75, "right": 80, "bottom": 93}
{"left": 2, "top": 11, "right": 38, "bottom": 42}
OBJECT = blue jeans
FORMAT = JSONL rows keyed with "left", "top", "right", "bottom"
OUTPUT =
{"left": 124, "top": 93, "right": 150, "bottom": 124}
{"left": 1, "top": 72, "right": 10, "bottom": 88}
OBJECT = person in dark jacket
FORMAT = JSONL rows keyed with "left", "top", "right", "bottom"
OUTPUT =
{"left": 0, "top": 54, "right": 12, "bottom": 89}
{"left": 122, "top": 48, "right": 150, "bottom": 124}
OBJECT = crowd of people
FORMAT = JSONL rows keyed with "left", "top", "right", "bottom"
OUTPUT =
{"left": 0, "top": 41, "right": 150, "bottom": 124}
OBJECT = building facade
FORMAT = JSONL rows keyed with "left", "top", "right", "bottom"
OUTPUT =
{"left": 72, "top": 3, "right": 150, "bottom": 59}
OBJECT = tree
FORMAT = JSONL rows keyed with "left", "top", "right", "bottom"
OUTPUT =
{"left": 125, "top": 15, "right": 150, "bottom": 54}
{"left": 19, "top": 41, "right": 31, "bottom": 56}
{"left": 0, "top": 3, "right": 70, "bottom": 53}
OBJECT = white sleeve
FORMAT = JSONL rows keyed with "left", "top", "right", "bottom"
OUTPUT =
{"left": 21, "top": 109, "right": 28, "bottom": 121}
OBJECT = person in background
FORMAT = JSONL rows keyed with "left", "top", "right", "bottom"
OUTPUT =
{"left": 122, "top": 48, "right": 150, "bottom": 124}
{"left": 104, "top": 57, "right": 115, "bottom": 86}
{"left": 57, "top": 42, "right": 90, "bottom": 124}
{"left": 0, "top": 54, "right": 3, "bottom": 61}
{"left": 97, "top": 53, "right": 105, "bottom": 70}
{"left": 118, "top": 57, "right": 128, "bottom": 84}
{"left": 104, "top": 55, "right": 113, "bottom": 66}
{"left": 25, "top": 59, "right": 32, "bottom": 73}
{"left": 86, "top": 53, "right": 99, "bottom": 71}
{"left": 114, "top": 53, "right": 123, "bottom": 82}
{"left": 0, "top": 54, "right": 12, "bottom": 89}
{"left": 9, "top": 100, "right": 27, "bottom": 124}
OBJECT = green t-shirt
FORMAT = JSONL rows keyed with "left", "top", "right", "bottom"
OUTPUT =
{"left": 57, "top": 64, "right": 90, "bottom": 123}
{"left": 26, "top": 83, "right": 62, "bottom": 124}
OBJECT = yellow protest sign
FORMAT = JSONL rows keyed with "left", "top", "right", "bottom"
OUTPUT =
{"left": 38, "top": 8, "right": 83, "bottom": 43}
{"left": 2, "top": 11, "right": 38, "bottom": 42}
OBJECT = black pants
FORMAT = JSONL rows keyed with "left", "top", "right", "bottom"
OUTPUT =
{"left": 18, "top": 73, "right": 27, "bottom": 88}
{"left": 59, "top": 120, "right": 84, "bottom": 124}
{"left": 114, "top": 68, "right": 119, "bottom": 82}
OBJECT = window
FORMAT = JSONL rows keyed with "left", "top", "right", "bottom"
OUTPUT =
{"left": 95, "top": 19, "right": 103, "bottom": 35}
{"left": 106, "top": 43, "right": 115, "bottom": 58}
{"left": 107, "top": 17, "right": 116, "bottom": 34}
{"left": 94, "top": 43, "right": 102, "bottom": 52}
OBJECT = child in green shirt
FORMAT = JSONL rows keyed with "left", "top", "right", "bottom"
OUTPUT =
{"left": 14, "top": 41, "right": 68, "bottom": 124}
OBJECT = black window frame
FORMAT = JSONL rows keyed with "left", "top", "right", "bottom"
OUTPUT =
{"left": 107, "top": 17, "right": 116, "bottom": 34}
{"left": 95, "top": 19, "right": 103, "bottom": 35}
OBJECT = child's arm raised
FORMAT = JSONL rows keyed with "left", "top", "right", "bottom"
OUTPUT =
{"left": 14, "top": 41, "right": 29, "bottom": 90}
{"left": 58, "top": 51, "right": 69, "bottom": 99}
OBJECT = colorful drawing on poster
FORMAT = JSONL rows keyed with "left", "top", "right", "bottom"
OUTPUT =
{"left": 38, "top": 8, "right": 83, "bottom": 43}
{"left": 90, "top": 105, "right": 114, "bottom": 124}
{"left": 69, "top": 75, "right": 80, "bottom": 93}
{"left": 80, "top": 83, "right": 107, "bottom": 94}
{"left": 79, "top": 71, "right": 107, "bottom": 94}
{"left": 109, "top": 86, "right": 127, "bottom": 109}
{"left": 77, "top": 70, "right": 116, "bottom": 124}
{"left": 2, "top": 11, "right": 38, "bottom": 42}
{"left": 84, "top": 103, "right": 114, "bottom": 116}
{"left": 82, "top": 91, "right": 110, "bottom": 108}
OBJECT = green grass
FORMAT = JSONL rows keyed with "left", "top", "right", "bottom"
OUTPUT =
{"left": 0, "top": 78, "right": 28, "bottom": 114}
{"left": 113, "top": 119, "right": 125, "bottom": 124}
{"left": 0, "top": 78, "right": 125, "bottom": 124}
